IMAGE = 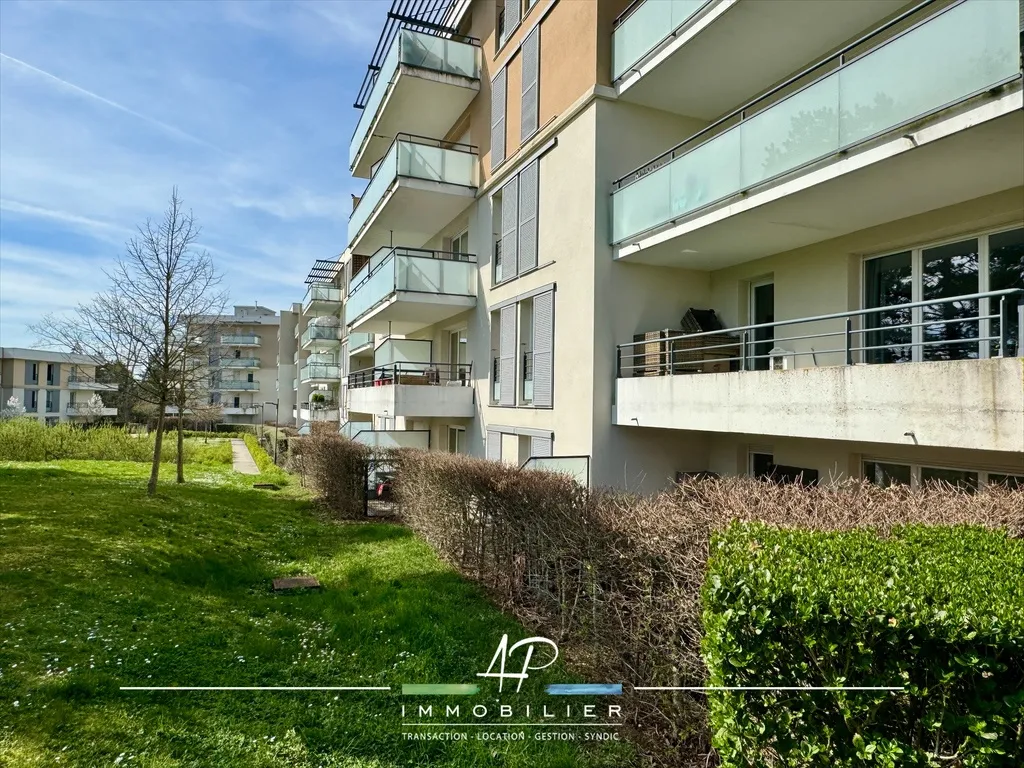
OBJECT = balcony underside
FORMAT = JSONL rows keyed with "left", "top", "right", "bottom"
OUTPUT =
{"left": 349, "top": 291, "right": 476, "bottom": 335}
{"left": 348, "top": 384, "right": 475, "bottom": 419}
{"left": 352, "top": 69, "right": 480, "bottom": 179}
{"left": 304, "top": 299, "right": 342, "bottom": 315}
{"left": 68, "top": 381, "right": 118, "bottom": 391}
{"left": 618, "top": 0, "right": 906, "bottom": 119}
{"left": 616, "top": 96, "right": 1023, "bottom": 269}
{"left": 614, "top": 358, "right": 1024, "bottom": 453}
{"left": 351, "top": 180, "right": 476, "bottom": 255}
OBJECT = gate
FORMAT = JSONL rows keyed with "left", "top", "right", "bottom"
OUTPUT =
{"left": 364, "top": 451, "right": 400, "bottom": 517}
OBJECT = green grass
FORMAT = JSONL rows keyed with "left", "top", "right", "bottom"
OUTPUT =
{"left": 0, "top": 461, "right": 631, "bottom": 767}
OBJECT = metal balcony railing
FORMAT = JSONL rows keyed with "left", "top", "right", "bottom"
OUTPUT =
{"left": 616, "top": 289, "right": 1024, "bottom": 377}
{"left": 349, "top": 134, "right": 478, "bottom": 246}
{"left": 347, "top": 246, "right": 477, "bottom": 325}
{"left": 348, "top": 362, "right": 472, "bottom": 389}
{"left": 350, "top": 27, "right": 481, "bottom": 169}
{"left": 610, "top": 0, "right": 1022, "bottom": 244}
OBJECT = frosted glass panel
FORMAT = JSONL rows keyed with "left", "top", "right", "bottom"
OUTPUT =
{"left": 610, "top": 0, "right": 1019, "bottom": 245}
{"left": 669, "top": 128, "right": 741, "bottom": 219}
{"left": 838, "top": 0, "right": 1020, "bottom": 147}
{"left": 349, "top": 142, "right": 398, "bottom": 243}
{"left": 741, "top": 76, "right": 839, "bottom": 187}
{"left": 347, "top": 255, "right": 396, "bottom": 322}
{"left": 353, "top": 430, "right": 430, "bottom": 449}
{"left": 523, "top": 457, "right": 589, "bottom": 486}
{"left": 612, "top": 0, "right": 708, "bottom": 81}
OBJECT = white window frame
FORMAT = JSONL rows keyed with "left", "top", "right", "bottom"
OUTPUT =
{"left": 447, "top": 426, "right": 466, "bottom": 454}
{"left": 861, "top": 224, "right": 1024, "bottom": 363}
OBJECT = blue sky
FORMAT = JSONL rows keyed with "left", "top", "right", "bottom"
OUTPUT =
{"left": 0, "top": 0, "right": 389, "bottom": 348}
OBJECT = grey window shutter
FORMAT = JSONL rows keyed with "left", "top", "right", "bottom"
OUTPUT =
{"left": 500, "top": 176, "right": 518, "bottom": 282}
{"left": 486, "top": 430, "right": 501, "bottom": 461}
{"left": 532, "top": 290, "right": 553, "bottom": 407}
{"left": 530, "top": 435, "right": 551, "bottom": 458}
{"left": 499, "top": 305, "right": 516, "bottom": 406}
{"left": 504, "top": 0, "right": 521, "bottom": 40}
{"left": 490, "top": 69, "right": 506, "bottom": 170}
{"left": 521, "top": 27, "right": 539, "bottom": 142}
{"left": 517, "top": 160, "right": 538, "bottom": 273}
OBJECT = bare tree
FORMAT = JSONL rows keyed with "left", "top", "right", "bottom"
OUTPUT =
{"left": 33, "top": 188, "right": 227, "bottom": 495}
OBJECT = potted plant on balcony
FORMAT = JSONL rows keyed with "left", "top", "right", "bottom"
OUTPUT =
{"left": 310, "top": 392, "right": 326, "bottom": 421}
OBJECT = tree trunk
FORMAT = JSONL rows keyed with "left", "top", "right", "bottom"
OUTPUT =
{"left": 148, "top": 401, "right": 166, "bottom": 496}
{"left": 176, "top": 410, "right": 185, "bottom": 483}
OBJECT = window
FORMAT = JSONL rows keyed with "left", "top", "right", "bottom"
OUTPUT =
{"left": 247, "top": 373, "right": 254, "bottom": 383}
{"left": 25, "top": 389, "right": 38, "bottom": 412}
{"left": 494, "top": 160, "right": 540, "bottom": 285}
{"left": 519, "top": 298, "right": 534, "bottom": 404}
{"left": 447, "top": 426, "right": 465, "bottom": 454}
{"left": 491, "top": 288, "right": 554, "bottom": 408}
{"left": 46, "top": 363, "right": 56, "bottom": 385}
{"left": 234, "top": 349, "right": 241, "bottom": 358}
{"left": 451, "top": 230, "right": 470, "bottom": 259}
{"left": 28, "top": 363, "right": 38, "bottom": 384}
{"left": 863, "top": 460, "right": 912, "bottom": 487}
{"left": 861, "top": 460, "right": 1015, "bottom": 492}
{"left": 233, "top": 396, "right": 240, "bottom": 408}
{"left": 448, "top": 328, "right": 469, "bottom": 383}
{"left": 863, "top": 227, "right": 1023, "bottom": 363}
{"left": 749, "top": 450, "right": 774, "bottom": 479}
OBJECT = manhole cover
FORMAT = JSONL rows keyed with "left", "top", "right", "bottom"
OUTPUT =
{"left": 272, "top": 576, "right": 322, "bottom": 592}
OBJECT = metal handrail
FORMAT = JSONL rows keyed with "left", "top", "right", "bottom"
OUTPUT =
{"left": 348, "top": 361, "right": 472, "bottom": 389}
{"left": 613, "top": 0, "right": 949, "bottom": 190}
{"left": 349, "top": 246, "right": 478, "bottom": 295}
{"left": 617, "top": 288, "right": 1024, "bottom": 376}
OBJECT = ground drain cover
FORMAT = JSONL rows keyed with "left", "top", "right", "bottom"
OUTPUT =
{"left": 272, "top": 576, "right": 322, "bottom": 592}
{"left": 253, "top": 483, "right": 280, "bottom": 490}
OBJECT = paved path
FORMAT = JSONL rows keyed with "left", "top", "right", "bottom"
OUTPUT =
{"left": 230, "top": 439, "right": 260, "bottom": 475}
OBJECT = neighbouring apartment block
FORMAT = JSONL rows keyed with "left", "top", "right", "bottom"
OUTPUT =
{"left": 295, "top": 0, "right": 1023, "bottom": 491}
{"left": 0, "top": 347, "right": 119, "bottom": 424}
{"left": 201, "top": 305, "right": 287, "bottom": 425}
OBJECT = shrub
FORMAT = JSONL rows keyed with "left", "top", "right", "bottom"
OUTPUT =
{"left": 216, "top": 423, "right": 256, "bottom": 435}
{"left": 703, "top": 523, "right": 1024, "bottom": 767}
{"left": 289, "top": 433, "right": 367, "bottom": 517}
{"left": 243, "top": 433, "right": 290, "bottom": 485}
{"left": 0, "top": 419, "right": 231, "bottom": 465}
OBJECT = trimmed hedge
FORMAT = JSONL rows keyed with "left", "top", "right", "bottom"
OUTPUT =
{"left": 703, "top": 523, "right": 1024, "bottom": 767}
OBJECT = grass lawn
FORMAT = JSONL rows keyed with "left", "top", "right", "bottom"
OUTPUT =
{"left": 0, "top": 461, "right": 631, "bottom": 767}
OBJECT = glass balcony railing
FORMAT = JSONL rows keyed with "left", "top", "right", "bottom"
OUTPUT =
{"left": 348, "top": 135, "right": 478, "bottom": 246}
{"left": 348, "top": 332, "right": 374, "bottom": 351}
{"left": 301, "top": 326, "right": 342, "bottom": 346}
{"left": 219, "top": 358, "right": 261, "bottom": 368}
{"left": 220, "top": 334, "right": 261, "bottom": 346}
{"left": 350, "top": 28, "right": 481, "bottom": 169}
{"left": 612, "top": 0, "right": 711, "bottom": 82}
{"left": 346, "top": 247, "right": 477, "bottom": 325}
{"left": 610, "top": 0, "right": 1021, "bottom": 245}
{"left": 303, "top": 284, "right": 342, "bottom": 307}
{"left": 300, "top": 364, "right": 340, "bottom": 381}
{"left": 341, "top": 420, "right": 373, "bottom": 439}
{"left": 217, "top": 380, "right": 260, "bottom": 391}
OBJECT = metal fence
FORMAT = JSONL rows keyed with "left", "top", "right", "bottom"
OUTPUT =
{"left": 348, "top": 361, "right": 472, "bottom": 389}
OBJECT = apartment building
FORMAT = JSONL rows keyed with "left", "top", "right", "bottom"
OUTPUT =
{"left": 292, "top": 260, "right": 346, "bottom": 434}
{"left": 0, "top": 347, "right": 118, "bottom": 424}
{"left": 204, "top": 305, "right": 285, "bottom": 425}
{"left": 321, "top": 0, "right": 1023, "bottom": 491}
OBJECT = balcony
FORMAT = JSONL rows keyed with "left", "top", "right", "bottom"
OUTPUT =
{"left": 612, "top": 0, "right": 905, "bottom": 116}
{"left": 341, "top": 420, "right": 373, "bottom": 439}
{"left": 347, "top": 247, "right": 477, "bottom": 334}
{"left": 302, "top": 284, "right": 342, "bottom": 315}
{"left": 348, "top": 135, "right": 478, "bottom": 256}
{"left": 350, "top": 28, "right": 481, "bottom": 178}
{"left": 614, "top": 289, "right": 1024, "bottom": 453}
{"left": 218, "top": 357, "right": 261, "bottom": 369}
{"left": 66, "top": 404, "right": 118, "bottom": 417}
{"left": 67, "top": 375, "right": 119, "bottom": 392}
{"left": 222, "top": 406, "right": 259, "bottom": 416}
{"left": 217, "top": 380, "right": 260, "bottom": 391}
{"left": 300, "top": 363, "right": 340, "bottom": 384}
{"left": 348, "top": 332, "right": 374, "bottom": 354}
{"left": 347, "top": 362, "right": 474, "bottom": 418}
{"left": 351, "top": 429, "right": 431, "bottom": 449}
{"left": 611, "top": 0, "right": 1023, "bottom": 267}
{"left": 220, "top": 334, "right": 261, "bottom": 346}
{"left": 301, "top": 325, "right": 343, "bottom": 350}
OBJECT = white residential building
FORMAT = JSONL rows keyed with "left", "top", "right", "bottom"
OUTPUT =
{"left": 0, "top": 347, "right": 118, "bottom": 424}
{"left": 308, "top": 0, "right": 1024, "bottom": 491}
